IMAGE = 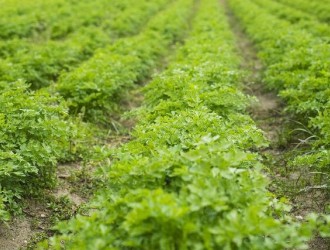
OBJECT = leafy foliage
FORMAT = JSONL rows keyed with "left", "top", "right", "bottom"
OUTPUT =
{"left": 0, "top": 0, "right": 164, "bottom": 40}
{"left": 0, "top": 81, "right": 87, "bottom": 218}
{"left": 0, "top": 0, "right": 190, "bottom": 223}
{"left": 0, "top": 0, "right": 169, "bottom": 89}
{"left": 251, "top": 0, "right": 329, "bottom": 39}
{"left": 229, "top": 0, "right": 330, "bottom": 195}
{"left": 56, "top": 0, "right": 193, "bottom": 123}
{"left": 40, "top": 0, "right": 319, "bottom": 249}
{"left": 274, "top": 0, "right": 330, "bottom": 23}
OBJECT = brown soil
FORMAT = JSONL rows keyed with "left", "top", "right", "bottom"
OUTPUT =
{"left": 219, "top": 0, "right": 285, "bottom": 148}
{"left": 0, "top": 219, "right": 31, "bottom": 250}
{"left": 55, "top": 164, "right": 87, "bottom": 207}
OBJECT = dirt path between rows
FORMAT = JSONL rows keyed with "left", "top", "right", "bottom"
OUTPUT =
{"left": 219, "top": 0, "right": 284, "bottom": 162}
{"left": 220, "top": 0, "right": 329, "bottom": 249}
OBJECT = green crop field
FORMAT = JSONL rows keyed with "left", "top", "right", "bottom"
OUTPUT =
{"left": 0, "top": 0, "right": 329, "bottom": 249}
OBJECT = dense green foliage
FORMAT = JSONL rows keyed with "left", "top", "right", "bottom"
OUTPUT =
{"left": 0, "top": 0, "right": 155, "bottom": 40}
{"left": 57, "top": 0, "right": 193, "bottom": 123}
{"left": 0, "top": 0, "right": 193, "bottom": 223}
{"left": 0, "top": 0, "right": 173, "bottom": 222}
{"left": 0, "top": 0, "right": 169, "bottom": 89}
{"left": 228, "top": 0, "right": 330, "bottom": 189}
{"left": 0, "top": 81, "right": 86, "bottom": 220}
{"left": 251, "top": 0, "right": 329, "bottom": 38}
{"left": 39, "top": 0, "right": 323, "bottom": 249}
{"left": 1, "top": 0, "right": 329, "bottom": 247}
{"left": 274, "top": 0, "right": 330, "bottom": 23}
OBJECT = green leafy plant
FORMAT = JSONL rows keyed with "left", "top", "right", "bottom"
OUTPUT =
{"left": 229, "top": 0, "right": 330, "bottom": 203}
{"left": 40, "top": 0, "right": 320, "bottom": 248}
{"left": 0, "top": 0, "right": 169, "bottom": 89}
{"left": 57, "top": 0, "right": 193, "bottom": 123}
{"left": 0, "top": 81, "right": 87, "bottom": 218}
{"left": 274, "top": 0, "right": 330, "bottom": 23}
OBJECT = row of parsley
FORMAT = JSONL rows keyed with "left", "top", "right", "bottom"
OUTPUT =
{"left": 0, "top": 0, "right": 195, "bottom": 221}
{"left": 40, "top": 0, "right": 326, "bottom": 249}
{"left": 55, "top": 0, "right": 194, "bottom": 123}
{"left": 228, "top": 0, "right": 330, "bottom": 198}
{"left": 0, "top": 0, "right": 150, "bottom": 40}
{"left": 250, "top": 0, "right": 329, "bottom": 39}
{"left": 274, "top": 0, "right": 330, "bottom": 23}
{"left": 0, "top": 0, "right": 170, "bottom": 89}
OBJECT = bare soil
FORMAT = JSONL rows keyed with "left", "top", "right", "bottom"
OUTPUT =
{"left": 0, "top": 219, "right": 31, "bottom": 250}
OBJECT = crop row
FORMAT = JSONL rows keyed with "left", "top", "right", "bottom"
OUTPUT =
{"left": 0, "top": 0, "right": 169, "bottom": 89}
{"left": 228, "top": 0, "right": 330, "bottom": 216}
{"left": 0, "top": 0, "right": 194, "bottom": 223}
{"left": 56, "top": 0, "right": 194, "bottom": 123}
{"left": 42, "top": 0, "right": 319, "bottom": 249}
{"left": 0, "top": 0, "right": 150, "bottom": 40}
{"left": 0, "top": 81, "right": 85, "bottom": 221}
{"left": 250, "top": 0, "right": 329, "bottom": 39}
{"left": 274, "top": 0, "right": 330, "bottom": 23}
